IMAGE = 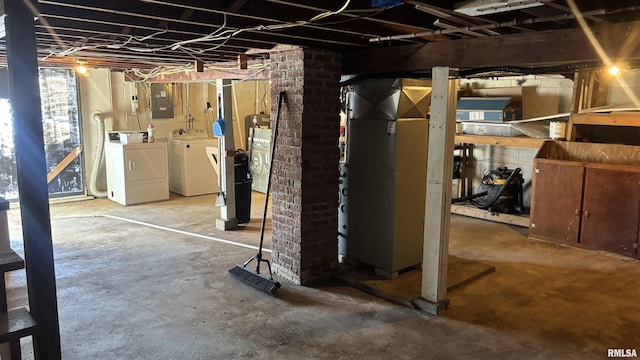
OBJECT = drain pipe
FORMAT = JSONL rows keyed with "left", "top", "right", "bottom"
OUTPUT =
{"left": 88, "top": 111, "right": 108, "bottom": 198}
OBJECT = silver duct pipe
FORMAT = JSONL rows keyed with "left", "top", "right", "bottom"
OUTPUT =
{"left": 88, "top": 111, "right": 108, "bottom": 198}
{"left": 370, "top": 6, "right": 640, "bottom": 43}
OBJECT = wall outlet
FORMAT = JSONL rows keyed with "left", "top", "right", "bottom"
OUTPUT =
{"left": 131, "top": 95, "right": 139, "bottom": 115}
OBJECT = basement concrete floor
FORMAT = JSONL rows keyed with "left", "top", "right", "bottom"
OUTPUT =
{"left": 5, "top": 192, "right": 640, "bottom": 359}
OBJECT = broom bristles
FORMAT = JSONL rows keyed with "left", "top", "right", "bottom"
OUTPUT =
{"left": 229, "top": 265, "right": 281, "bottom": 296}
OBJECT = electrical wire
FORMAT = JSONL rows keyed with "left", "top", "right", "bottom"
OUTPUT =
{"left": 135, "top": 111, "right": 142, "bottom": 130}
{"left": 261, "top": 80, "right": 269, "bottom": 114}
{"left": 122, "top": 61, "right": 269, "bottom": 83}
{"left": 44, "top": 0, "right": 352, "bottom": 66}
{"left": 312, "top": 8, "right": 385, "bottom": 26}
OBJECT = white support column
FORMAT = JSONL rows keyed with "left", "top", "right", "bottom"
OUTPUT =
{"left": 415, "top": 67, "right": 458, "bottom": 315}
{"left": 215, "top": 79, "right": 238, "bottom": 230}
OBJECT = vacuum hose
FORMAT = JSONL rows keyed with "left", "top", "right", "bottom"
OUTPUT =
{"left": 88, "top": 111, "right": 108, "bottom": 198}
{"left": 471, "top": 167, "right": 522, "bottom": 210}
{"left": 451, "top": 191, "right": 488, "bottom": 204}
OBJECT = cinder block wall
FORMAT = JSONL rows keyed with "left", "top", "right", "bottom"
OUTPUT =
{"left": 465, "top": 146, "right": 538, "bottom": 208}
{"left": 457, "top": 76, "right": 574, "bottom": 211}
{"left": 269, "top": 46, "right": 341, "bottom": 285}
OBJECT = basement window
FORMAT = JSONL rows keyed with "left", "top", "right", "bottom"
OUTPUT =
{"left": 0, "top": 67, "right": 84, "bottom": 200}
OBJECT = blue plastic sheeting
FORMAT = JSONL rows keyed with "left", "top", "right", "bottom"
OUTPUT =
{"left": 372, "top": 0, "right": 403, "bottom": 8}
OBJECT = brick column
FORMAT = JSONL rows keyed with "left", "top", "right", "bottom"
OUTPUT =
{"left": 269, "top": 46, "right": 341, "bottom": 285}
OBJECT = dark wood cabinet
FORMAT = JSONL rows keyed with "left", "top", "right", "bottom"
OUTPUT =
{"left": 529, "top": 142, "right": 640, "bottom": 259}
{"left": 529, "top": 159, "right": 584, "bottom": 246}
{"left": 579, "top": 164, "right": 640, "bottom": 258}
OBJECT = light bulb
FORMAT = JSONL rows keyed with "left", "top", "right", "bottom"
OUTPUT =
{"left": 76, "top": 65, "right": 88, "bottom": 75}
{"left": 608, "top": 65, "right": 620, "bottom": 76}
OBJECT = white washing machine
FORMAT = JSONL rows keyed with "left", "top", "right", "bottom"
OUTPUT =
{"left": 168, "top": 128, "right": 219, "bottom": 196}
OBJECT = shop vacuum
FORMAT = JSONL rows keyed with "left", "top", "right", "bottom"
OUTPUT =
{"left": 453, "top": 167, "right": 524, "bottom": 214}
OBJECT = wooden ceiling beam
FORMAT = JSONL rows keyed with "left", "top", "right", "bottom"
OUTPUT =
{"left": 343, "top": 20, "right": 640, "bottom": 75}
{"left": 124, "top": 59, "right": 271, "bottom": 82}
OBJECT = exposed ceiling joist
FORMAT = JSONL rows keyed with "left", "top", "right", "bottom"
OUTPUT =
{"left": 0, "top": 0, "right": 635, "bottom": 72}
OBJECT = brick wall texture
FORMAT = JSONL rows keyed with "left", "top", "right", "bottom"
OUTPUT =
{"left": 269, "top": 46, "right": 341, "bottom": 285}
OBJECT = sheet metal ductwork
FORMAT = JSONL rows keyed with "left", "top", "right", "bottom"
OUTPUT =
{"left": 345, "top": 78, "right": 431, "bottom": 275}
{"left": 349, "top": 78, "right": 431, "bottom": 121}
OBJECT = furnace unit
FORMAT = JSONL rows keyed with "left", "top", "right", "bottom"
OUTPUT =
{"left": 346, "top": 78, "right": 431, "bottom": 276}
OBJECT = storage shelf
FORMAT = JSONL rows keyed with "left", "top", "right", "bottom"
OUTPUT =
{"left": 0, "top": 308, "right": 38, "bottom": 343}
{"left": 451, "top": 204, "right": 529, "bottom": 228}
{"left": 571, "top": 112, "right": 640, "bottom": 127}
{"left": 455, "top": 134, "right": 547, "bottom": 148}
{"left": 0, "top": 249, "right": 24, "bottom": 274}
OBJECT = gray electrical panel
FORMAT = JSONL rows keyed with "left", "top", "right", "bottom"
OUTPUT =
{"left": 151, "top": 83, "right": 174, "bottom": 119}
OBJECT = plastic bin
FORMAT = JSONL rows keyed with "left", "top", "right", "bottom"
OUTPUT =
{"left": 234, "top": 150, "right": 252, "bottom": 224}
{"left": 235, "top": 179, "right": 252, "bottom": 224}
{"left": 234, "top": 150, "right": 251, "bottom": 181}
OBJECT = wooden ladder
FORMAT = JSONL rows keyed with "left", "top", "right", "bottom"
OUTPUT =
{"left": 0, "top": 249, "right": 38, "bottom": 360}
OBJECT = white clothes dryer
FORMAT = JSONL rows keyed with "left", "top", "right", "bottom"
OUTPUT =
{"left": 168, "top": 128, "right": 219, "bottom": 196}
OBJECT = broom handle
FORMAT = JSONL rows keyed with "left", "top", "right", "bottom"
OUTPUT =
{"left": 257, "top": 91, "right": 285, "bottom": 254}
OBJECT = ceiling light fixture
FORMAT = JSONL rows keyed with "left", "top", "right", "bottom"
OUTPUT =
{"left": 454, "top": 0, "right": 546, "bottom": 17}
{"left": 76, "top": 59, "right": 88, "bottom": 76}
{"left": 608, "top": 65, "right": 621, "bottom": 76}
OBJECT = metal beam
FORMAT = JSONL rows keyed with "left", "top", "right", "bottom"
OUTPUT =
{"left": 4, "top": 0, "right": 61, "bottom": 358}
{"left": 409, "top": 1, "right": 503, "bottom": 36}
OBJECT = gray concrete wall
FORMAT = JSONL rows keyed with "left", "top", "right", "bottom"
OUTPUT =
{"left": 465, "top": 145, "right": 538, "bottom": 209}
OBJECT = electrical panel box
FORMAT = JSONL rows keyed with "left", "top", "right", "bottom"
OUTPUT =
{"left": 151, "top": 83, "right": 174, "bottom": 119}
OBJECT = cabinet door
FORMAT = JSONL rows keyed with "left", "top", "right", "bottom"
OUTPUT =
{"left": 529, "top": 159, "right": 585, "bottom": 246}
{"left": 580, "top": 165, "right": 640, "bottom": 257}
{"left": 124, "top": 147, "right": 168, "bottom": 181}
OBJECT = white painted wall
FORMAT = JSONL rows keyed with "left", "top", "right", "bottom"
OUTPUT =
{"left": 77, "top": 70, "right": 270, "bottom": 198}
{"left": 78, "top": 68, "right": 113, "bottom": 196}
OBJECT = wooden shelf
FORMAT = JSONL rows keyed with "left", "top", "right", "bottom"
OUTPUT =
{"left": 455, "top": 134, "right": 548, "bottom": 148}
{"left": 0, "top": 308, "right": 38, "bottom": 343}
{"left": 451, "top": 204, "right": 530, "bottom": 228}
{"left": 0, "top": 250, "right": 23, "bottom": 274}
{"left": 572, "top": 112, "right": 640, "bottom": 127}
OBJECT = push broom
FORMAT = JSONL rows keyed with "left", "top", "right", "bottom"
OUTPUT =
{"left": 228, "top": 91, "right": 285, "bottom": 296}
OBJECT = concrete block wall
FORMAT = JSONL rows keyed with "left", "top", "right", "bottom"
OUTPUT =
{"left": 269, "top": 46, "right": 341, "bottom": 285}
{"left": 457, "top": 76, "right": 573, "bottom": 211}
{"left": 465, "top": 145, "right": 538, "bottom": 209}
